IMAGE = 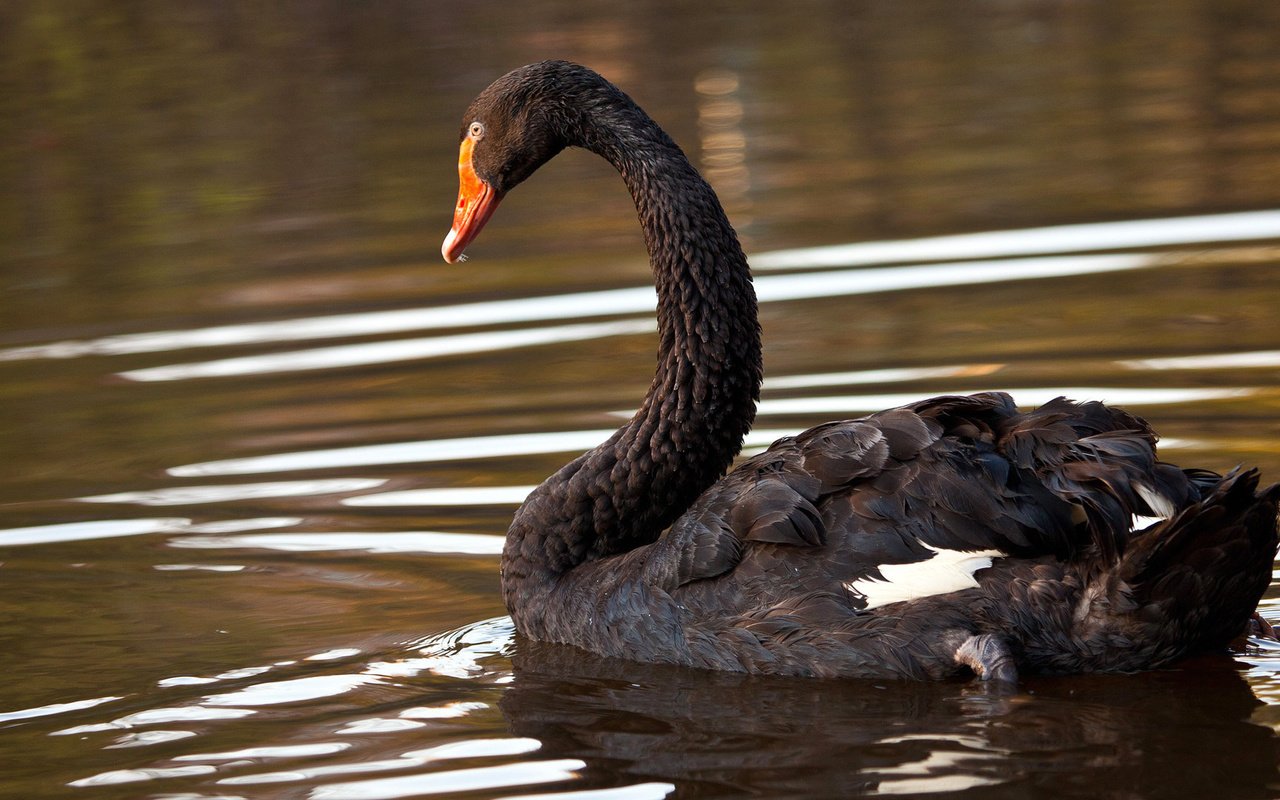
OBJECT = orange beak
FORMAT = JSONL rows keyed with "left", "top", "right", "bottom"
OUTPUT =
{"left": 441, "top": 137, "right": 502, "bottom": 263}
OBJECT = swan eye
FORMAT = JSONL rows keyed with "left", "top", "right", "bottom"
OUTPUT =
{"left": 469, "top": 122, "right": 485, "bottom": 140}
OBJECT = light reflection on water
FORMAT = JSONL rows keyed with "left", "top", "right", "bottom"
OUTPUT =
{"left": 24, "top": 618, "right": 523, "bottom": 793}
{"left": 213, "top": 737, "right": 546, "bottom": 786}
{"left": 166, "top": 429, "right": 626, "bottom": 477}
{"left": 162, "top": 385, "right": 1227, "bottom": 481}
{"left": 3, "top": 208, "right": 1278, "bottom": 366}
{"left": 3, "top": 3, "right": 1280, "bottom": 799}
{"left": 344, "top": 486, "right": 536, "bottom": 507}
{"left": 1122, "top": 350, "right": 1280, "bottom": 371}
{"left": 0, "top": 517, "right": 300, "bottom": 546}
{"left": 139, "top": 252, "right": 1158, "bottom": 380}
{"left": 755, "top": 386, "right": 1255, "bottom": 416}
{"left": 118, "top": 319, "right": 657, "bottom": 382}
{"left": 750, "top": 209, "right": 1280, "bottom": 271}
{"left": 305, "top": 759, "right": 589, "bottom": 800}
{"left": 171, "top": 532, "right": 507, "bottom": 556}
{"left": 76, "top": 478, "right": 387, "bottom": 506}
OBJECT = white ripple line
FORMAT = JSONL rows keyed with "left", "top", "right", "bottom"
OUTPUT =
{"left": 750, "top": 208, "right": 1280, "bottom": 270}
{"left": 6, "top": 250, "right": 1159, "bottom": 369}
{"left": 118, "top": 319, "right": 655, "bottom": 382}
{"left": 117, "top": 253, "right": 1156, "bottom": 382}
{"left": 4, "top": 205, "right": 1276, "bottom": 365}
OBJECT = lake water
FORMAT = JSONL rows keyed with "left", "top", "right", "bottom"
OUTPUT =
{"left": 3, "top": 3, "right": 1280, "bottom": 798}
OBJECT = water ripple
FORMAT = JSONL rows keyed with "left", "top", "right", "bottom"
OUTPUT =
{"left": 77, "top": 478, "right": 386, "bottom": 506}
{"left": 68, "top": 764, "right": 218, "bottom": 788}
{"left": 305, "top": 758, "right": 586, "bottom": 800}
{"left": 1120, "top": 349, "right": 1280, "bottom": 371}
{"left": 0, "top": 694, "right": 125, "bottom": 724}
{"left": 755, "top": 386, "right": 1254, "bottom": 416}
{"left": 5, "top": 251, "right": 1165, "bottom": 380}
{"left": 497, "top": 783, "right": 677, "bottom": 800}
{"left": 170, "top": 531, "right": 506, "bottom": 556}
{"left": 751, "top": 209, "right": 1280, "bottom": 271}
{"left": 168, "top": 429, "right": 622, "bottom": 478}
{"left": 202, "top": 675, "right": 382, "bottom": 707}
{"left": 0, "top": 516, "right": 300, "bottom": 547}
{"left": 175, "top": 743, "right": 353, "bottom": 761}
{"left": 344, "top": 486, "right": 536, "bottom": 508}
{"left": 8, "top": 209, "right": 1274, "bottom": 371}
{"left": 162, "top": 382, "right": 1227, "bottom": 478}
{"left": 119, "top": 319, "right": 656, "bottom": 382}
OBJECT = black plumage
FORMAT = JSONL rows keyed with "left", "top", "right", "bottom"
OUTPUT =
{"left": 443, "top": 60, "right": 1279, "bottom": 681}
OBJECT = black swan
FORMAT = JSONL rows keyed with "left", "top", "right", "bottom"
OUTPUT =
{"left": 441, "top": 60, "right": 1279, "bottom": 681}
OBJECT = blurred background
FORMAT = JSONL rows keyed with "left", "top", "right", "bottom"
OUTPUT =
{"left": 2, "top": 2, "right": 1280, "bottom": 799}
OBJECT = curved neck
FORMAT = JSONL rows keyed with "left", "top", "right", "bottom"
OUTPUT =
{"left": 502, "top": 89, "right": 762, "bottom": 618}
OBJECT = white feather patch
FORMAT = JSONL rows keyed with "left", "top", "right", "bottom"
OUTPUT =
{"left": 845, "top": 543, "right": 1005, "bottom": 610}
{"left": 1132, "top": 482, "right": 1177, "bottom": 531}
{"left": 1130, "top": 514, "right": 1165, "bottom": 531}
{"left": 1135, "top": 482, "right": 1177, "bottom": 518}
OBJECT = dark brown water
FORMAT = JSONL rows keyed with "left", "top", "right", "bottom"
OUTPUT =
{"left": 3, "top": 3, "right": 1280, "bottom": 798}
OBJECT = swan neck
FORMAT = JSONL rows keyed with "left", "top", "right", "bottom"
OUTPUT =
{"left": 502, "top": 88, "right": 762, "bottom": 628}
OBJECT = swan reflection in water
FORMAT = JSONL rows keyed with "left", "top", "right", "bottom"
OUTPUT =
{"left": 501, "top": 641, "right": 1279, "bottom": 799}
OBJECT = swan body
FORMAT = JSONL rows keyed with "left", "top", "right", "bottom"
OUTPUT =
{"left": 443, "top": 61, "right": 1279, "bottom": 681}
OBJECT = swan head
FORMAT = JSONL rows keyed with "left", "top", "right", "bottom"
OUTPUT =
{"left": 443, "top": 61, "right": 591, "bottom": 263}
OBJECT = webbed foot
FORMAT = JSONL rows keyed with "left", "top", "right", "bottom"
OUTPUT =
{"left": 1249, "top": 611, "right": 1278, "bottom": 641}
{"left": 1233, "top": 611, "right": 1278, "bottom": 650}
{"left": 954, "top": 634, "right": 1018, "bottom": 683}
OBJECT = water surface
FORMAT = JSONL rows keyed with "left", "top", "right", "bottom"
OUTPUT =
{"left": 3, "top": 3, "right": 1280, "bottom": 799}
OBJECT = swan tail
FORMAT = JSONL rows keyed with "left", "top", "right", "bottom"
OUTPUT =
{"left": 1097, "top": 468, "right": 1279, "bottom": 666}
